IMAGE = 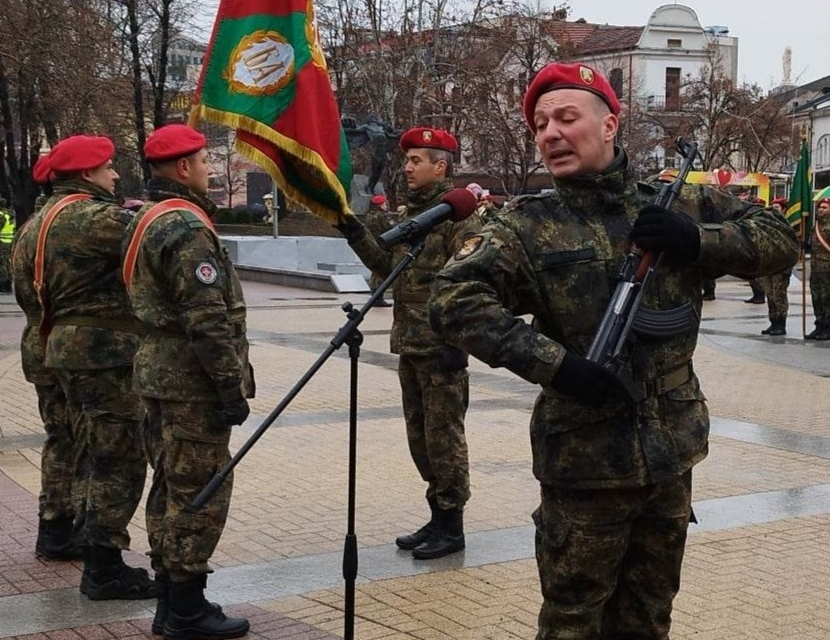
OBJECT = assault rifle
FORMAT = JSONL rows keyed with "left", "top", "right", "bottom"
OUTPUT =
{"left": 585, "top": 137, "right": 700, "bottom": 401}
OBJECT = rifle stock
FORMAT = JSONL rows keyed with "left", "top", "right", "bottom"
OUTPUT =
{"left": 585, "top": 138, "right": 700, "bottom": 398}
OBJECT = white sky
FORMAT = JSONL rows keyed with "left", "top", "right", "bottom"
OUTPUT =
{"left": 195, "top": 1, "right": 830, "bottom": 89}
{"left": 567, "top": 0, "right": 829, "bottom": 88}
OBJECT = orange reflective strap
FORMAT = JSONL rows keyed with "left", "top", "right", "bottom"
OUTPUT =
{"left": 33, "top": 194, "right": 92, "bottom": 297}
{"left": 122, "top": 198, "right": 217, "bottom": 294}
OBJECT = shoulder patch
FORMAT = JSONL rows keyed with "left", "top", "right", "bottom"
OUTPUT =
{"left": 195, "top": 261, "right": 219, "bottom": 284}
{"left": 454, "top": 235, "right": 484, "bottom": 260}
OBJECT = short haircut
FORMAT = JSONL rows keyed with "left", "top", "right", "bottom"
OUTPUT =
{"left": 426, "top": 148, "right": 454, "bottom": 177}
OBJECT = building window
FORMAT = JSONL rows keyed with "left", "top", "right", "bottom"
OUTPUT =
{"left": 609, "top": 68, "right": 624, "bottom": 99}
{"left": 817, "top": 134, "right": 830, "bottom": 169}
{"left": 667, "top": 38, "right": 682, "bottom": 48}
{"left": 665, "top": 67, "right": 681, "bottom": 111}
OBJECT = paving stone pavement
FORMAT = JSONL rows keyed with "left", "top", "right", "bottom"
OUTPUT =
{"left": 2, "top": 273, "right": 830, "bottom": 639}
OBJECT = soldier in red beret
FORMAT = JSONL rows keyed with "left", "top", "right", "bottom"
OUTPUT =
{"left": 363, "top": 194, "right": 394, "bottom": 306}
{"left": 429, "top": 62, "right": 799, "bottom": 639}
{"left": 123, "top": 123, "right": 253, "bottom": 638}
{"left": 758, "top": 197, "right": 795, "bottom": 336}
{"left": 806, "top": 198, "right": 830, "bottom": 339}
{"left": 336, "top": 125, "right": 481, "bottom": 560}
{"left": 11, "top": 134, "right": 156, "bottom": 601}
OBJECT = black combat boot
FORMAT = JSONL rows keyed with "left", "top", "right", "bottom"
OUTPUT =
{"left": 412, "top": 508, "right": 465, "bottom": 560}
{"left": 84, "top": 545, "right": 156, "bottom": 600}
{"left": 395, "top": 497, "right": 437, "bottom": 550}
{"left": 35, "top": 516, "right": 85, "bottom": 561}
{"left": 814, "top": 325, "right": 830, "bottom": 341}
{"left": 744, "top": 294, "right": 765, "bottom": 304}
{"left": 152, "top": 574, "right": 170, "bottom": 635}
{"left": 762, "top": 319, "right": 787, "bottom": 336}
{"left": 163, "top": 575, "right": 249, "bottom": 640}
{"left": 806, "top": 323, "right": 824, "bottom": 340}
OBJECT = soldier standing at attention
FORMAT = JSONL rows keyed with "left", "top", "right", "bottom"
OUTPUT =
{"left": 428, "top": 63, "right": 799, "bottom": 639}
{"left": 10, "top": 154, "right": 85, "bottom": 561}
{"left": 123, "top": 124, "right": 254, "bottom": 639}
{"left": 36, "top": 135, "right": 153, "bottom": 600}
{"left": 760, "top": 197, "right": 793, "bottom": 336}
{"left": 363, "top": 194, "right": 394, "bottom": 306}
{"left": 336, "top": 127, "right": 481, "bottom": 560}
{"left": 806, "top": 198, "right": 830, "bottom": 340}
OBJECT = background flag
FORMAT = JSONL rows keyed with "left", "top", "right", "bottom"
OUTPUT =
{"left": 786, "top": 139, "right": 812, "bottom": 235}
{"left": 192, "top": 0, "right": 353, "bottom": 223}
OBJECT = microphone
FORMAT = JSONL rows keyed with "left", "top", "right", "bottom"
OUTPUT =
{"left": 378, "top": 188, "right": 478, "bottom": 250}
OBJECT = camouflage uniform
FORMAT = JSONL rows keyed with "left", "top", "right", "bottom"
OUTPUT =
{"left": 429, "top": 151, "right": 799, "bottom": 639}
{"left": 363, "top": 203, "right": 396, "bottom": 296}
{"left": 41, "top": 182, "right": 146, "bottom": 551}
{"left": 810, "top": 212, "right": 830, "bottom": 330}
{"left": 10, "top": 204, "right": 85, "bottom": 527}
{"left": 761, "top": 270, "right": 792, "bottom": 324}
{"left": 347, "top": 179, "right": 480, "bottom": 511}
{"left": 125, "top": 177, "right": 255, "bottom": 581}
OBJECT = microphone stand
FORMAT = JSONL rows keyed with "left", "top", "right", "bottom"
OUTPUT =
{"left": 188, "top": 236, "right": 427, "bottom": 640}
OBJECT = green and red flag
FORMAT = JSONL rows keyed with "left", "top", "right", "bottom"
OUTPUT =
{"left": 786, "top": 138, "right": 812, "bottom": 235}
{"left": 192, "top": 0, "right": 353, "bottom": 223}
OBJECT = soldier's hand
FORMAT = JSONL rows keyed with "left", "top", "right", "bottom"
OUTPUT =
{"left": 630, "top": 205, "right": 701, "bottom": 267}
{"left": 334, "top": 214, "right": 366, "bottom": 242}
{"left": 549, "top": 353, "right": 632, "bottom": 406}
{"left": 218, "top": 397, "right": 250, "bottom": 426}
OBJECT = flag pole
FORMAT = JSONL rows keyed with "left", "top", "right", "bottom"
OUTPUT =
{"left": 802, "top": 221, "right": 807, "bottom": 337}
{"left": 271, "top": 181, "right": 279, "bottom": 238}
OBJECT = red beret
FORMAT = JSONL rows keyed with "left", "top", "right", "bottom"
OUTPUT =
{"left": 772, "top": 197, "right": 788, "bottom": 207}
{"left": 144, "top": 124, "right": 206, "bottom": 162}
{"left": 400, "top": 127, "right": 458, "bottom": 153}
{"left": 32, "top": 155, "right": 53, "bottom": 184}
{"left": 523, "top": 62, "right": 622, "bottom": 128}
{"left": 48, "top": 135, "right": 115, "bottom": 174}
{"left": 369, "top": 195, "right": 387, "bottom": 205}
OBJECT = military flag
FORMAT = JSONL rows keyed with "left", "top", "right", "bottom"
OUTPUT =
{"left": 191, "top": 0, "right": 352, "bottom": 223}
{"left": 786, "top": 139, "right": 812, "bottom": 233}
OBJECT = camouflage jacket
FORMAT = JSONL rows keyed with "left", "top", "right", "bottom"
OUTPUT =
{"left": 39, "top": 182, "right": 140, "bottom": 371}
{"left": 11, "top": 203, "right": 55, "bottom": 385}
{"left": 363, "top": 205, "right": 396, "bottom": 238}
{"left": 430, "top": 151, "right": 799, "bottom": 488}
{"left": 812, "top": 210, "right": 830, "bottom": 264}
{"left": 124, "top": 178, "right": 254, "bottom": 402}
{"left": 348, "top": 179, "right": 481, "bottom": 357}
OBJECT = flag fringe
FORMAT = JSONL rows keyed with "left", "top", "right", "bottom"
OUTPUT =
{"left": 193, "top": 104, "right": 352, "bottom": 222}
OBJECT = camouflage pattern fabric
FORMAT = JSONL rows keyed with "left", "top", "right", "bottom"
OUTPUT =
{"left": 143, "top": 399, "right": 233, "bottom": 580}
{"left": 363, "top": 204, "right": 396, "bottom": 293}
{"left": 125, "top": 178, "right": 254, "bottom": 403}
{"left": 761, "top": 269, "right": 792, "bottom": 322}
{"left": 40, "top": 183, "right": 140, "bottom": 371}
{"left": 429, "top": 149, "right": 799, "bottom": 637}
{"left": 35, "top": 383, "right": 80, "bottom": 521}
{"left": 811, "top": 212, "right": 830, "bottom": 324}
{"left": 11, "top": 205, "right": 86, "bottom": 525}
{"left": 347, "top": 179, "right": 481, "bottom": 356}
{"left": 399, "top": 354, "right": 470, "bottom": 510}
{"left": 56, "top": 366, "right": 145, "bottom": 549}
{"left": 534, "top": 472, "right": 692, "bottom": 639}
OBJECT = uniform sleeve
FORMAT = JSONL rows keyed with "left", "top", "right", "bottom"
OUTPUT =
{"left": 348, "top": 225, "right": 395, "bottom": 279}
{"left": 445, "top": 212, "right": 482, "bottom": 254}
{"left": 429, "top": 222, "right": 566, "bottom": 387}
{"left": 694, "top": 187, "right": 800, "bottom": 278}
{"left": 162, "top": 225, "right": 243, "bottom": 400}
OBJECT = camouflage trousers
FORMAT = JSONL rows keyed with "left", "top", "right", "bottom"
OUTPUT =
{"left": 398, "top": 354, "right": 470, "bottom": 510}
{"left": 534, "top": 471, "right": 692, "bottom": 640}
{"left": 36, "top": 383, "right": 86, "bottom": 522}
{"left": 143, "top": 399, "right": 233, "bottom": 581}
{"left": 56, "top": 366, "right": 146, "bottom": 550}
{"left": 810, "top": 263, "right": 830, "bottom": 325}
{"left": 761, "top": 269, "right": 792, "bottom": 322}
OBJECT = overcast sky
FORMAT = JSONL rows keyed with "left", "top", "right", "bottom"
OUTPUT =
{"left": 566, "top": 0, "right": 828, "bottom": 88}
{"left": 195, "top": 1, "right": 829, "bottom": 89}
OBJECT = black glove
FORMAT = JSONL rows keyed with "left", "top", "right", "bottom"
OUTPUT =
{"left": 549, "top": 352, "right": 631, "bottom": 405}
{"left": 629, "top": 205, "right": 701, "bottom": 267}
{"left": 218, "top": 397, "right": 250, "bottom": 426}
{"left": 334, "top": 214, "right": 367, "bottom": 242}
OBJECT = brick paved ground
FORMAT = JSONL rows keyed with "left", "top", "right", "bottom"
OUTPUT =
{"left": 2, "top": 274, "right": 830, "bottom": 639}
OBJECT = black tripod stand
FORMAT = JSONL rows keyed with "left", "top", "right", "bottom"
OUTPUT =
{"left": 189, "top": 239, "right": 426, "bottom": 640}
